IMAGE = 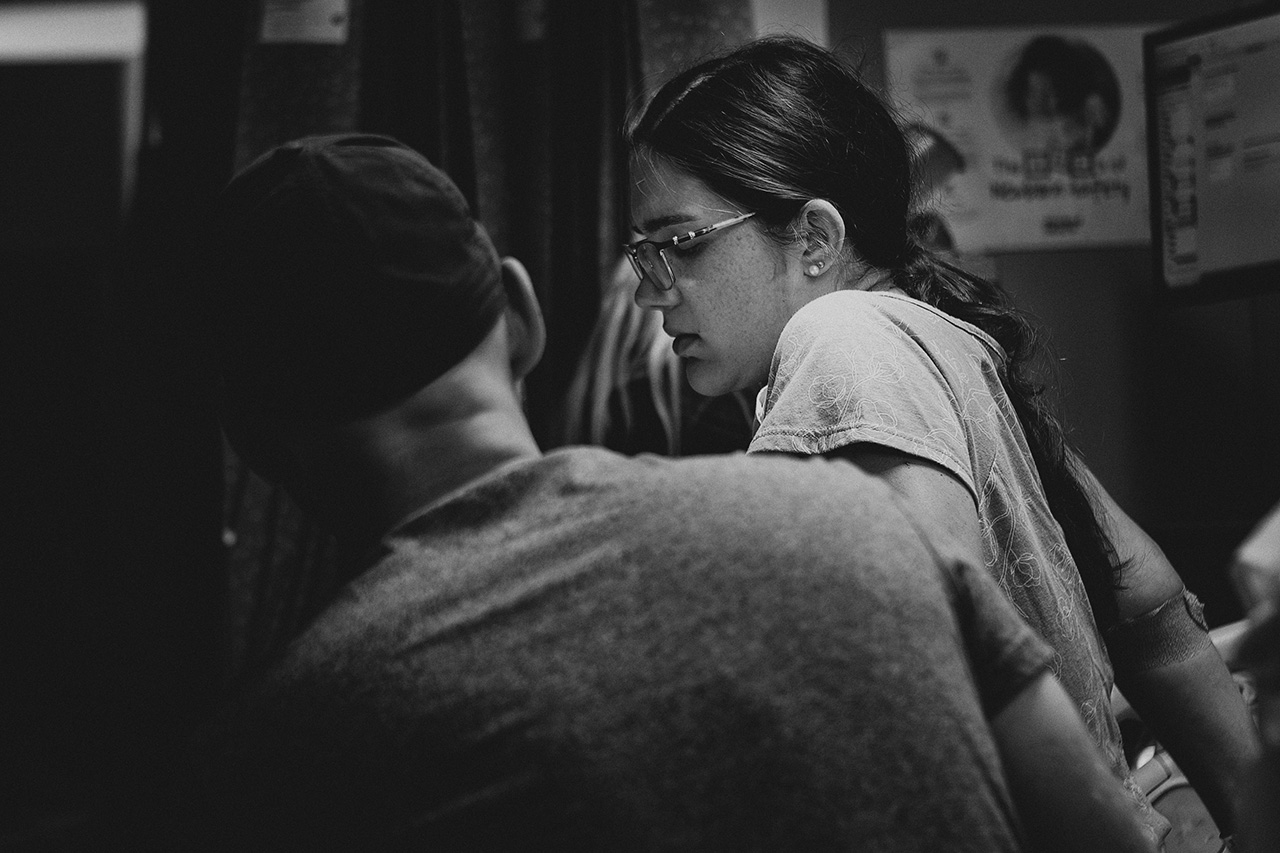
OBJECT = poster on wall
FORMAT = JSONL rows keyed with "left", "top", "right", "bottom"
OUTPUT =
{"left": 885, "top": 26, "right": 1156, "bottom": 253}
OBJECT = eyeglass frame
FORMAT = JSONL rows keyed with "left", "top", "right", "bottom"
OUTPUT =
{"left": 623, "top": 211, "right": 756, "bottom": 291}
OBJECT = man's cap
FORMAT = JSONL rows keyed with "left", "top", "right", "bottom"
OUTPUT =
{"left": 210, "top": 133, "right": 506, "bottom": 433}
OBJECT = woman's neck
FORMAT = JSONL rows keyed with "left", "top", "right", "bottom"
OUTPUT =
{"left": 840, "top": 264, "right": 896, "bottom": 293}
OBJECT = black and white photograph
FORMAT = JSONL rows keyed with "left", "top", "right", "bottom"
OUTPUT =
{"left": 3, "top": 1, "right": 1278, "bottom": 851}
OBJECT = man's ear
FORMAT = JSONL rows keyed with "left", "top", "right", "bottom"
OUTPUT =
{"left": 499, "top": 256, "right": 546, "bottom": 380}
{"left": 797, "top": 199, "right": 846, "bottom": 278}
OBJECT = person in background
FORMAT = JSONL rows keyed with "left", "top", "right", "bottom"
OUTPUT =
{"left": 149, "top": 133, "right": 1161, "bottom": 852}
{"left": 1231, "top": 500, "right": 1280, "bottom": 852}
{"left": 625, "top": 35, "right": 1259, "bottom": 846}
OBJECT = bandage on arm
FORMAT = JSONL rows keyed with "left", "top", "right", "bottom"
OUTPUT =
{"left": 1107, "top": 585, "right": 1261, "bottom": 837}
{"left": 1107, "top": 587, "right": 1213, "bottom": 676}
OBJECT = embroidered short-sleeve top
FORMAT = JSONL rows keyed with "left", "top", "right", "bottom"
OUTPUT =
{"left": 749, "top": 289, "right": 1134, "bottom": 789}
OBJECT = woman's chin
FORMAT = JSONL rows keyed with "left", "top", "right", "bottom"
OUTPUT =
{"left": 685, "top": 363, "right": 738, "bottom": 399}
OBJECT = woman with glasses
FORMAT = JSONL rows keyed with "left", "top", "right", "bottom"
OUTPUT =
{"left": 559, "top": 256, "right": 754, "bottom": 456}
{"left": 625, "top": 35, "right": 1257, "bottom": 849}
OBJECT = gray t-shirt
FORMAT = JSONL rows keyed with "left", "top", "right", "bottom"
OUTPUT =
{"left": 184, "top": 448, "right": 1050, "bottom": 851}
{"left": 750, "top": 289, "right": 1157, "bottom": 824}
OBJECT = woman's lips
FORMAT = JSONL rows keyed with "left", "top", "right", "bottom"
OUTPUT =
{"left": 672, "top": 334, "right": 698, "bottom": 357}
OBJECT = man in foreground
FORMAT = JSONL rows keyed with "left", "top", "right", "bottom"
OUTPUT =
{"left": 172, "top": 134, "right": 1156, "bottom": 851}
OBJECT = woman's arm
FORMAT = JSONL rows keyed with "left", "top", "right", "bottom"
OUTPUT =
{"left": 831, "top": 441, "right": 1259, "bottom": 834}
{"left": 1081, "top": 463, "right": 1261, "bottom": 836}
{"left": 822, "top": 444, "right": 1158, "bottom": 850}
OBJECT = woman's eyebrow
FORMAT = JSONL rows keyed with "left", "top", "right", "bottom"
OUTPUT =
{"left": 632, "top": 212, "right": 697, "bottom": 236}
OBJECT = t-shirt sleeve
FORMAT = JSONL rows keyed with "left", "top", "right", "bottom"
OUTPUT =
{"left": 941, "top": 556, "right": 1055, "bottom": 719}
{"left": 747, "top": 295, "right": 976, "bottom": 498}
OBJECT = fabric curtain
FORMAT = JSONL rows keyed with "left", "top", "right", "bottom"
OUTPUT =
{"left": 221, "top": 0, "right": 367, "bottom": 681}
{"left": 359, "top": 0, "right": 477, "bottom": 203}
{"left": 362, "top": 0, "right": 644, "bottom": 444}
{"left": 4, "top": 0, "right": 249, "bottom": 826}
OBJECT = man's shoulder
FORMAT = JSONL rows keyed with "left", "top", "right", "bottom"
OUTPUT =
{"left": 400, "top": 446, "right": 922, "bottom": 572}
{"left": 597, "top": 450, "right": 932, "bottom": 560}
{"left": 333, "top": 447, "right": 946, "bottom": 644}
{"left": 554, "top": 445, "right": 890, "bottom": 506}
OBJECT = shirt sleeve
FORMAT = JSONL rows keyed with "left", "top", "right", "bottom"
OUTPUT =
{"left": 748, "top": 294, "right": 977, "bottom": 498}
{"left": 941, "top": 556, "right": 1056, "bottom": 719}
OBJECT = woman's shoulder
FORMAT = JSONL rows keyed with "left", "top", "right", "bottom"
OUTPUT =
{"left": 787, "top": 289, "right": 1001, "bottom": 358}
{"left": 784, "top": 289, "right": 945, "bottom": 342}
{"left": 792, "top": 288, "right": 930, "bottom": 321}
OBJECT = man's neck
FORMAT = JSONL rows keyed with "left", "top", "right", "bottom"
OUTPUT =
{"left": 310, "top": 404, "right": 542, "bottom": 558}
{"left": 388, "top": 410, "right": 542, "bottom": 525}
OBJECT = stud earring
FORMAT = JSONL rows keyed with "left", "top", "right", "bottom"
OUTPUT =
{"left": 807, "top": 262, "right": 824, "bottom": 276}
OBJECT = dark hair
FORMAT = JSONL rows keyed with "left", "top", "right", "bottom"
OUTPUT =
{"left": 626, "top": 36, "right": 1123, "bottom": 627}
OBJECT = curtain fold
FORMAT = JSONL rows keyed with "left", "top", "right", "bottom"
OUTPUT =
{"left": 359, "top": 0, "right": 477, "bottom": 203}
{"left": 222, "top": 0, "right": 367, "bottom": 681}
{"left": 522, "top": 0, "right": 644, "bottom": 444}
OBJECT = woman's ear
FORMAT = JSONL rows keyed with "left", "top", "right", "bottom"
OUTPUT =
{"left": 499, "top": 256, "right": 546, "bottom": 380}
{"left": 797, "top": 199, "right": 846, "bottom": 278}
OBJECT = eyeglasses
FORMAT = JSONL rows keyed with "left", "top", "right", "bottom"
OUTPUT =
{"left": 624, "top": 212, "right": 756, "bottom": 291}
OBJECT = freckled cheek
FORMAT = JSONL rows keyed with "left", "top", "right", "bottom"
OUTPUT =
{"left": 708, "top": 263, "right": 772, "bottom": 348}
{"left": 714, "top": 261, "right": 764, "bottom": 311}
{"left": 709, "top": 305, "right": 774, "bottom": 385}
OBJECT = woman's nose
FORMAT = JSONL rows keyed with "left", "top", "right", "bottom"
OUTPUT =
{"left": 634, "top": 273, "right": 678, "bottom": 310}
